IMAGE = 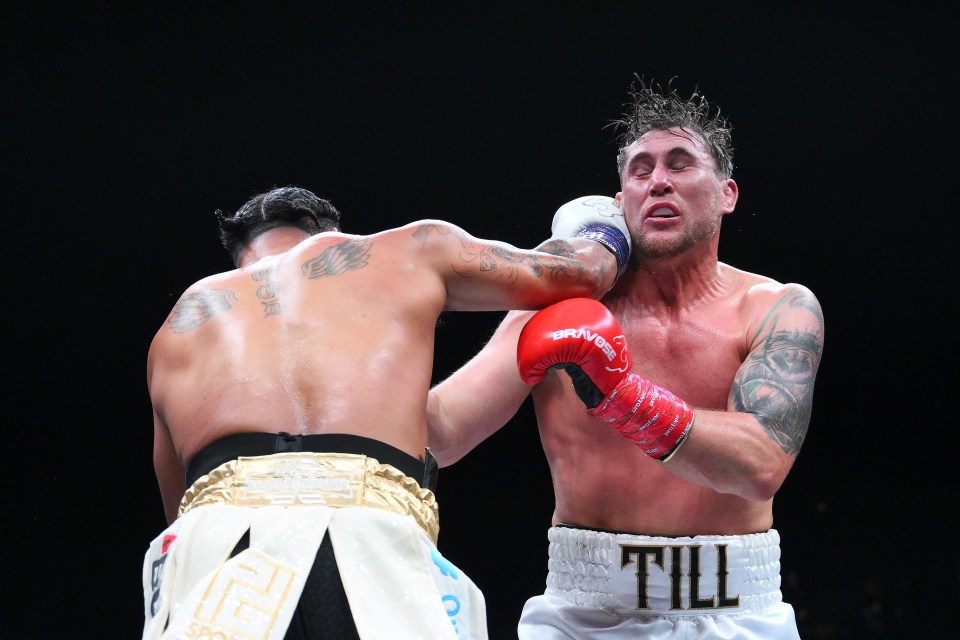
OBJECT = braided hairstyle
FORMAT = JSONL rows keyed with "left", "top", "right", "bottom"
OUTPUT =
{"left": 216, "top": 186, "right": 341, "bottom": 266}
{"left": 611, "top": 76, "right": 735, "bottom": 182}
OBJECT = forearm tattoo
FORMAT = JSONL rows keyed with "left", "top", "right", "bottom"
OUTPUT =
{"left": 411, "top": 225, "right": 585, "bottom": 281}
{"left": 533, "top": 239, "right": 590, "bottom": 280}
{"left": 168, "top": 289, "right": 238, "bottom": 333}
{"left": 251, "top": 267, "right": 281, "bottom": 317}
{"left": 731, "top": 290, "right": 824, "bottom": 455}
{"left": 301, "top": 238, "right": 372, "bottom": 279}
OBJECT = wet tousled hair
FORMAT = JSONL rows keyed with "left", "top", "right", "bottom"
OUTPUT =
{"left": 216, "top": 186, "right": 342, "bottom": 266}
{"left": 611, "top": 76, "right": 734, "bottom": 182}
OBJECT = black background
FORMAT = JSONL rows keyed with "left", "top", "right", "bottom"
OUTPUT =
{"left": 6, "top": 3, "right": 956, "bottom": 638}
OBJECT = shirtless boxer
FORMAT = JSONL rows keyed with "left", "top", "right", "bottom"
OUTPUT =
{"left": 427, "top": 79, "right": 825, "bottom": 638}
{"left": 142, "top": 186, "right": 629, "bottom": 640}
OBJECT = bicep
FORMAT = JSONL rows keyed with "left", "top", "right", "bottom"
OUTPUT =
{"left": 728, "top": 285, "right": 825, "bottom": 456}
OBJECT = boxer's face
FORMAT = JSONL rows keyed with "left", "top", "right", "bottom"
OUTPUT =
{"left": 616, "top": 127, "right": 737, "bottom": 259}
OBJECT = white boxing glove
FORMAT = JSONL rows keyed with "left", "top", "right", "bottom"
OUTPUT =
{"left": 550, "top": 196, "right": 631, "bottom": 274}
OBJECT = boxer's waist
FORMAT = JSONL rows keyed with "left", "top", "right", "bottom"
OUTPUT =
{"left": 546, "top": 525, "right": 783, "bottom": 616}
{"left": 179, "top": 450, "right": 440, "bottom": 543}
{"left": 186, "top": 432, "right": 438, "bottom": 490}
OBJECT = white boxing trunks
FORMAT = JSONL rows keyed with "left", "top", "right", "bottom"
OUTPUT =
{"left": 518, "top": 525, "right": 799, "bottom": 639}
{"left": 142, "top": 451, "right": 487, "bottom": 640}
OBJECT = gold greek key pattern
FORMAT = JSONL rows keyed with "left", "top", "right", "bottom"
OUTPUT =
{"left": 190, "top": 550, "right": 294, "bottom": 640}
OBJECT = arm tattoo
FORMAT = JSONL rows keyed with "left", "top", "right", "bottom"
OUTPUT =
{"left": 251, "top": 267, "right": 282, "bottom": 317}
{"left": 731, "top": 290, "right": 824, "bottom": 455}
{"left": 532, "top": 238, "right": 590, "bottom": 281}
{"left": 411, "top": 225, "right": 585, "bottom": 282}
{"left": 301, "top": 238, "right": 372, "bottom": 279}
{"left": 168, "top": 289, "right": 238, "bottom": 333}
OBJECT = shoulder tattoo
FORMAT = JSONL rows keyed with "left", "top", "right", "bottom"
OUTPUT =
{"left": 168, "top": 288, "right": 238, "bottom": 333}
{"left": 301, "top": 238, "right": 372, "bottom": 279}
{"left": 731, "top": 289, "right": 825, "bottom": 455}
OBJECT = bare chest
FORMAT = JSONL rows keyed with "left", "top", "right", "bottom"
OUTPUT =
{"left": 618, "top": 314, "right": 746, "bottom": 409}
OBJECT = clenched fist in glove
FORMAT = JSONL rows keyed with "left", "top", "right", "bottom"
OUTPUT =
{"left": 517, "top": 298, "right": 694, "bottom": 461}
{"left": 550, "top": 196, "right": 631, "bottom": 275}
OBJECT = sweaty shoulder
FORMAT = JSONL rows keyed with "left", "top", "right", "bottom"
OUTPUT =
{"left": 284, "top": 231, "right": 377, "bottom": 278}
{"left": 368, "top": 219, "right": 472, "bottom": 254}
{"left": 719, "top": 263, "right": 814, "bottom": 304}
{"left": 293, "top": 221, "right": 467, "bottom": 261}
{"left": 152, "top": 270, "right": 243, "bottom": 339}
{"left": 721, "top": 264, "right": 823, "bottom": 352}
{"left": 359, "top": 219, "right": 517, "bottom": 276}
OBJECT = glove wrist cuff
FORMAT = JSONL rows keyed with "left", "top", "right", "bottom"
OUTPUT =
{"left": 590, "top": 373, "right": 694, "bottom": 460}
{"left": 576, "top": 224, "right": 630, "bottom": 275}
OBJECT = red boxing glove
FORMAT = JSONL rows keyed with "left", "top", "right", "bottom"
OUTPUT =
{"left": 517, "top": 298, "right": 694, "bottom": 461}
{"left": 517, "top": 298, "right": 632, "bottom": 406}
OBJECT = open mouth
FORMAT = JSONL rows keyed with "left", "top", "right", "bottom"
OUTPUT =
{"left": 647, "top": 205, "right": 678, "bottom": 219}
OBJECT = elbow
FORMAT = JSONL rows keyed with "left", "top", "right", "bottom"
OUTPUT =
{"left": 743, "top": 474, "right": 782, "bottom": 503}
{"left": 426, "top": 436, "right": 459, "bottom": 468}
{"left": 740, "top": 462, "right": 791, "bottom": 503}
{"left": 425, "top": 425, "right": 467, "bottom": 468}
{"left": 431, "top": 445, "right": 466, "bottom": 468}
{"left": 734, "top": 418, "right": 797, "bottom": 503}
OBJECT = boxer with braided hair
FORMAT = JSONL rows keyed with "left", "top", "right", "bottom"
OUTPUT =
{"left": 143, "top": 185, "right": 627, "bottom": 640}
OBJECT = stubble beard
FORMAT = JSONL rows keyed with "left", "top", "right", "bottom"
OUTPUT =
{"left": 633, "top": 214, "right": 721, "bottom": 259}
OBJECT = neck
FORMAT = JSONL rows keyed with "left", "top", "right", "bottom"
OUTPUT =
{"left": 612, "top": 251, "right": 723, "bottom": 310}
{"left": 239, "top": 228, "right": 311, "bottom": 267}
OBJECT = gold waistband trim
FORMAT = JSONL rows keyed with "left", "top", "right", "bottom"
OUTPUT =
{"left": 178, "top": 452, "right": 439, "bottom": 543}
